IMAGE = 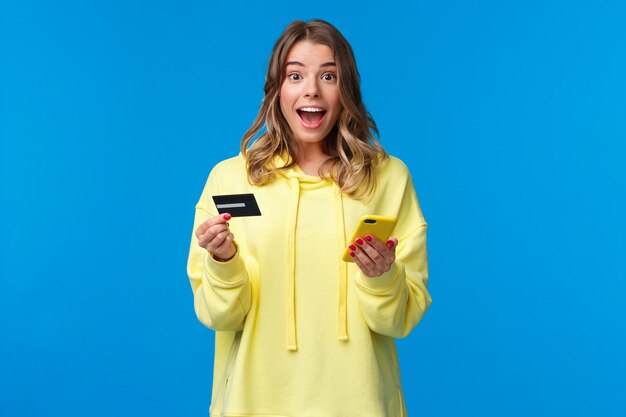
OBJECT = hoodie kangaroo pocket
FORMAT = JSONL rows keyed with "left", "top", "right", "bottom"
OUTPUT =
{"left": 211, "top": 332, "right": 242, "bottom": 414}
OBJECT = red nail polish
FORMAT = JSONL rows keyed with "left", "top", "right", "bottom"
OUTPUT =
{"left": 386, "top": 240, "right": 395, "bottom": 249}
{"left": 223, "top": 213, "right": 232, "bottom": 221}
{"left": 356, "top": 238, "right": 364, "bottom": 245}
{"left": 364, "top": 234, "right": 372, "bottom": 242}
{"left": 349, "top": 251, "right": 355, "bottom": 257}
{"left": 349, "top": 244, "right": 356, "bottom": 251}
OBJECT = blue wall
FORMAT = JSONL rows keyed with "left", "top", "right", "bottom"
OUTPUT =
{"left": 1, "top": 1, "right": 625, "bottom": 416}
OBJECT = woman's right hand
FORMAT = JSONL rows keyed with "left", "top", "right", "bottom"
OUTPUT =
{"left": 195, "top": 213, "right": 237, "bottom": 262}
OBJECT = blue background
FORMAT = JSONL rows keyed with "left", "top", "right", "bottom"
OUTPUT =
{"left": 1, "top": 1, "right": 625, "bottom": 416}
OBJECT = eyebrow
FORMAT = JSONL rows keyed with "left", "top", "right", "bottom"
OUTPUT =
{"left": 285, "top": 61, "right": 337, "bottom": 68}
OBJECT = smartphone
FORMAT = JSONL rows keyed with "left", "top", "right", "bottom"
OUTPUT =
{"left": 342, "top": 215, "right": 397, "bottom": 262}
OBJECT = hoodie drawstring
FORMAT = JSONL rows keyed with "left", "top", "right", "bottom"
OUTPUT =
{"left": 334, "top": 184, "right": 348, "bottom": 342}
{"left": 286, "top": 176, "right": 300, "bottom": 351}
{"left": 279, "top": 154, "right": 349, "bottom": 351}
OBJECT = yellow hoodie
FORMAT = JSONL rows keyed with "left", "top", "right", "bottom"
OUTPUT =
{"left": 187, "top": 153, "right": 431, "bottom": 417}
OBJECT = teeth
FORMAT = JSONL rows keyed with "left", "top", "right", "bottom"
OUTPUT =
{"left": 299, "top": 107, "right": 325, "bottom": 112}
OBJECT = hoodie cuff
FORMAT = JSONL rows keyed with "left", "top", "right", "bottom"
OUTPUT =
{"left": 355, "top": 262, "right": 403, "bottom": 294}
{"left": 204, "top": 250, "right": 246, "bottom": 286}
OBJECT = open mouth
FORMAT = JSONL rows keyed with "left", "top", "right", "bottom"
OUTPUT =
{"left": 297, "top": 107, "right": 327, "bottom": 128}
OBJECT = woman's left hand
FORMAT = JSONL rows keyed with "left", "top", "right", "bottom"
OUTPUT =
{"left": 348, "top": 234, "right": 398, "bottom": 277}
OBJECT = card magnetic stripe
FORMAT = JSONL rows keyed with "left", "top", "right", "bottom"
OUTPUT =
{"left": 216, "top": 203, "right": 246, "bottom": 209}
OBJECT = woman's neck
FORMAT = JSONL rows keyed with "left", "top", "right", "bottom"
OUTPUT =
{"left": 295, "top": 143, "right": 330, "bottom": 176}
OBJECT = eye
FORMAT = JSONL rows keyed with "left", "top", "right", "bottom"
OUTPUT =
{"left": 287, "top": 73, "right": 302, "bottom": 81}
{"left": 322, "top": 73, "right": 337, "bottom": 81}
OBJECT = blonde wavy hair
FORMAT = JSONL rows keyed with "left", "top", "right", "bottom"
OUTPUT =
{"left": 240, "top": 19, "right": 387, "bottom": 198}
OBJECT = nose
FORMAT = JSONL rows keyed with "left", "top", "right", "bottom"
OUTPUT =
{"left": 303, "top": 78, "right": 320, "bottom": 98}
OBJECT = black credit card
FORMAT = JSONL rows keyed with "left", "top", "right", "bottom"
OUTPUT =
{"left": 212, "top": 193, "right": 262, "bottom": 217}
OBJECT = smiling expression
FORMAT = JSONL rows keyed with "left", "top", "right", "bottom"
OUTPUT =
{"left": 279, "top": 40, "right": 343, "bottom": 149}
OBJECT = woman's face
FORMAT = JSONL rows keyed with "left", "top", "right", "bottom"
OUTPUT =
{"left": 279, "top": 40, "right": 342, "bottom": 150}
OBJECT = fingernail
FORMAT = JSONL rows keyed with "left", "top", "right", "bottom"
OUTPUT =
{"left": 356, "top": 238, "right": 364, "bottom": 245}
{"left": 386, "top": 240, "right": 395, "bottom": 249}
{"left": 349, "top": 251, "right": 355, "bottom": 257}
{"left": 349, "top": 244, "right": 356, "bottom": 251}
{"left": 364, "top": 234, "right": 372, "bottom": 242}
{"left": 223, "top": 213, "right": 232, "bottom": 221}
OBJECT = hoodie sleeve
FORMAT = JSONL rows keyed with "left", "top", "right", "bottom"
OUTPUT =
{"left": 353, "top": 169, "right": 431, "bottom": 338}
{"left": 186, "top": 166, "right": 251, "bottom": 331}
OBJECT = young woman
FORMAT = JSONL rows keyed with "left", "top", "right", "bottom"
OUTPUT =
{"left": 187, "top": 19, "right": 431, "bottom": 417}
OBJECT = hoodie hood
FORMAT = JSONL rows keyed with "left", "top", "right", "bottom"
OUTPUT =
{"left": 272, "top": 152, "right": 349, "bottom": 351}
